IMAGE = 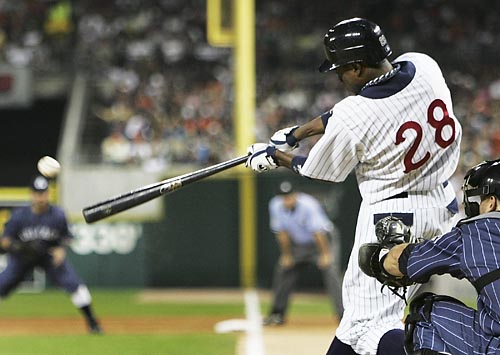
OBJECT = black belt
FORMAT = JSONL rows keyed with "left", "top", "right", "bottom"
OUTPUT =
{"left": 384, "top": 191, "right": 408, "bottom": 200}
{"left": 384, "top": 181, "right": 449, "bottom": 201}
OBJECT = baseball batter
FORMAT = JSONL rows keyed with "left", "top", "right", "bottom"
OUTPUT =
{"left": 0, "top": 175, "right": 102, "bottom": 334}
{"left": 246, "top": 18, "right": 462, "bottom": 355}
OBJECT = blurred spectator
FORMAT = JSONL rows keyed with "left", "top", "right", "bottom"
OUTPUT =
{"left": 0, "top": 0, "right": 499, "bottom": 183}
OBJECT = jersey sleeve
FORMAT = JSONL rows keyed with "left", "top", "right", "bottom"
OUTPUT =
{"left": 302, "top": 196, "right": 333, "bottom": 234}
{"left": 406, "top": 228, "right": 464, "bottom": 283}
{"left": 300, "top": 106, "right": 359, "bottom": 182}
{"left": 268, "top": 198, "right": 284, "bottom": 233}
{"left": 2, "top": 209, "right": 23, "bottom": 238}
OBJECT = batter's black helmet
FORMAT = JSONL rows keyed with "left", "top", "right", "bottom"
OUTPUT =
{"left": 462, "top": 159, "right": 500, "bottom": 217}
{"left": 319, "top": 17, "right": 392, "bottom": 73}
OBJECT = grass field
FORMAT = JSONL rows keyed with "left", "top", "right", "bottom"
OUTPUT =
{"left": 0, "top": 288, "right": 334, "bottom": 355}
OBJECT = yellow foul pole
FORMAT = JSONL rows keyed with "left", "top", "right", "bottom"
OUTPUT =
{"left": 233, "top": 0, "right": 256, "bottom": 287}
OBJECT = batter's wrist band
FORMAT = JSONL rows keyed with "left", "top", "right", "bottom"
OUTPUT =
{"left": 286, "top": 129, "right": 298, "bottom": 146}
{"left": 265, "top": 145, "right": 278, "bottom": 165}
{"left": 320, "top": 110, "right": 333, "bottom": 127}
{"left": 291, "top": 156, "right": 307, "bottom": 174}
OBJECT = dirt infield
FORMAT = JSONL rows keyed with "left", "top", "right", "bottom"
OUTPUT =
{"left": 0, "top": 315, "right": 228, "bottom": 335}
{"left": 0, "top": 289, "right": 338, "bottom": 355}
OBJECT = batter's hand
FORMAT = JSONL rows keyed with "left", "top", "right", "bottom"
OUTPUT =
{"left": 269, "top": 125, "right": 299, "bottom": 151}
{"left": 246, "top": 143, "right": 279, "bottom": 172}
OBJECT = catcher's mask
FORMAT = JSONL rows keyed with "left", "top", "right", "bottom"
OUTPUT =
{"left": 462, "top": 159, "right": 500, "bottom": 218}
{"left": 375, "top": 216, "right": 411, "bottom": 244}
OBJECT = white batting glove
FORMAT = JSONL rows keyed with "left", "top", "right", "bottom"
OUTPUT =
{"left": 245, "top": 143, "right": 279, "bottom": 173}
{"left": 269, "top": 125, "right": 299, "bottom": 152}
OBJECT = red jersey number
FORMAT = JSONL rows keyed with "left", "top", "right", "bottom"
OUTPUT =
{"left": 396, "top": 99, "right": 456, "bottom": 173}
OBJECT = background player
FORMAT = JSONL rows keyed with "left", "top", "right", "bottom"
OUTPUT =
{"left": 362, "top": 159, "right": 500, "bottom": 355}
{"left": 246, "top": 17, "right": 462, "bottom": 354}
{"left": 0, "top": 175, "right": 102, "bottom": 334}
{"left": 264, "top": 180, "right": 343, "bottom": 326}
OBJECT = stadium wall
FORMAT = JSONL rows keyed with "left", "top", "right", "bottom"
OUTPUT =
{"left": 67, "top": 173, "right": 360, "bottom": 288}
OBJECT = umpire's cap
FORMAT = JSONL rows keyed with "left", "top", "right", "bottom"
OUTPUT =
{"left": 31, "top": 175, "right": 49, "bottom": 192}
{"left": 278, "top": 181, "right": 294, "bottom": 195}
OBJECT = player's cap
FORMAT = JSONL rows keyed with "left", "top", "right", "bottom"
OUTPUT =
{"left": 279, "top": 181, "right": 294, "bottom": 195}
{"left": 31, "top": 175, "right": 49, "bottom": 192}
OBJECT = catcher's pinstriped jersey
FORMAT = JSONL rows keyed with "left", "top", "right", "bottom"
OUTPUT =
{"left": 404, "top": 213, "right": 500, "bottom": 354}
{"left": 407, "top": 213, "right": 500, "bottom": 336}
{"left": 300, "top": 52, "right": 462, "bottom": 354}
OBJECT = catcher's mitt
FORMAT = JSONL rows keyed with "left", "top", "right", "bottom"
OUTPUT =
{"left": 359, "top": 216, "right": 414, "bottom": 300}
{"left": 358, "top": 242, "right": 412, "bottom": 289}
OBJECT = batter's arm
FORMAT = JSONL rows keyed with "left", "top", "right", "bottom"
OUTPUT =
{"left": 292, "top": 116, "right": 326, "bottom": 140}
{"left": 270, "top": 115, "right": 325, "bottom": 169}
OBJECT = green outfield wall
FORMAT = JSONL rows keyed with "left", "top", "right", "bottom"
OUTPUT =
{"left": 68, "top": 172, "right": 360, "bottom": 289}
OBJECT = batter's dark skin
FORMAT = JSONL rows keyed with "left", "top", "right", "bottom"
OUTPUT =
{"left": 272, "top": 60, "right": 394, "bottom": 169}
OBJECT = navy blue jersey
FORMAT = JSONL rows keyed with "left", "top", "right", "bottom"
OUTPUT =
{"left": 406, "top": 212, "right": 500, "bottom": 335}
{"left": 3, "top": 205, "right": 73, "bottom": 251}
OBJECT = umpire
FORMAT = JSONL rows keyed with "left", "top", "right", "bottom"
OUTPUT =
{"left": 0, "top": 175, "right": 102, "bottom": 334}
{"left": 263, "top": 181, "right": 344, "bottom": 325}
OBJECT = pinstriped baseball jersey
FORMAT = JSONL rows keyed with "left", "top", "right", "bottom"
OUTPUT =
{"left": 301, "top": 52, "right": 461, "bottom": 205}
{"left": 407, "top": 213, "right": 500, "bottom": 336}
{"left": 405, "top": 213, "right": 500, "bottom": 353}
{"left": 299, "top": 52, "right": 462, "bottom": 354}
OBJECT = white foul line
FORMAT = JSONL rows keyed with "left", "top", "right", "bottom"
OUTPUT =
{"left": 213, "top": 288, "right": 265, "bottom": 355}
{"left": 244, "top": 289, "right": 265, "bottom": 355}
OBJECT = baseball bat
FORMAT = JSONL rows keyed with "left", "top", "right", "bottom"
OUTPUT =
{"left": 82, "top": 155, "right": 248, "bottom": 223}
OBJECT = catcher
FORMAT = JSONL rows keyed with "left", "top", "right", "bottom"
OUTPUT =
{"left": 0, "top": 175, "right": 102, "bottom": 334}
{"left": 359, "top": 159, "right": 500, "bottom": 355}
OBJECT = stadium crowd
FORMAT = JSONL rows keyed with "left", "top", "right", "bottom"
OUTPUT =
{"left": 0, "top": 0, "right": 498, "bottom": 178}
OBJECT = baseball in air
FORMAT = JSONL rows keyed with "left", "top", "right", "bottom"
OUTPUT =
{"left": 37, "top": 156, "right": 61, "bottom": 178}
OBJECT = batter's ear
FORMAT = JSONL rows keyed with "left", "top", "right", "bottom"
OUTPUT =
{"left": 352, "top": 63, "right": 363, "bottom": 75}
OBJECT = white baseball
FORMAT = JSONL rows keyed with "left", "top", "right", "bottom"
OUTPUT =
{"left": 37, "top": 156, "right": 61, "bottom": 178}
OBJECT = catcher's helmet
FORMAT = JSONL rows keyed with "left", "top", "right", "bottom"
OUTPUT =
{"left": 462, "top": 159, "right": 500, "bottom": 217}
{"left": 375, "top": 216, "right": 411, "bottom": 244}
{"left": 319, "top": 17, "right": 392, "bottom": 73}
